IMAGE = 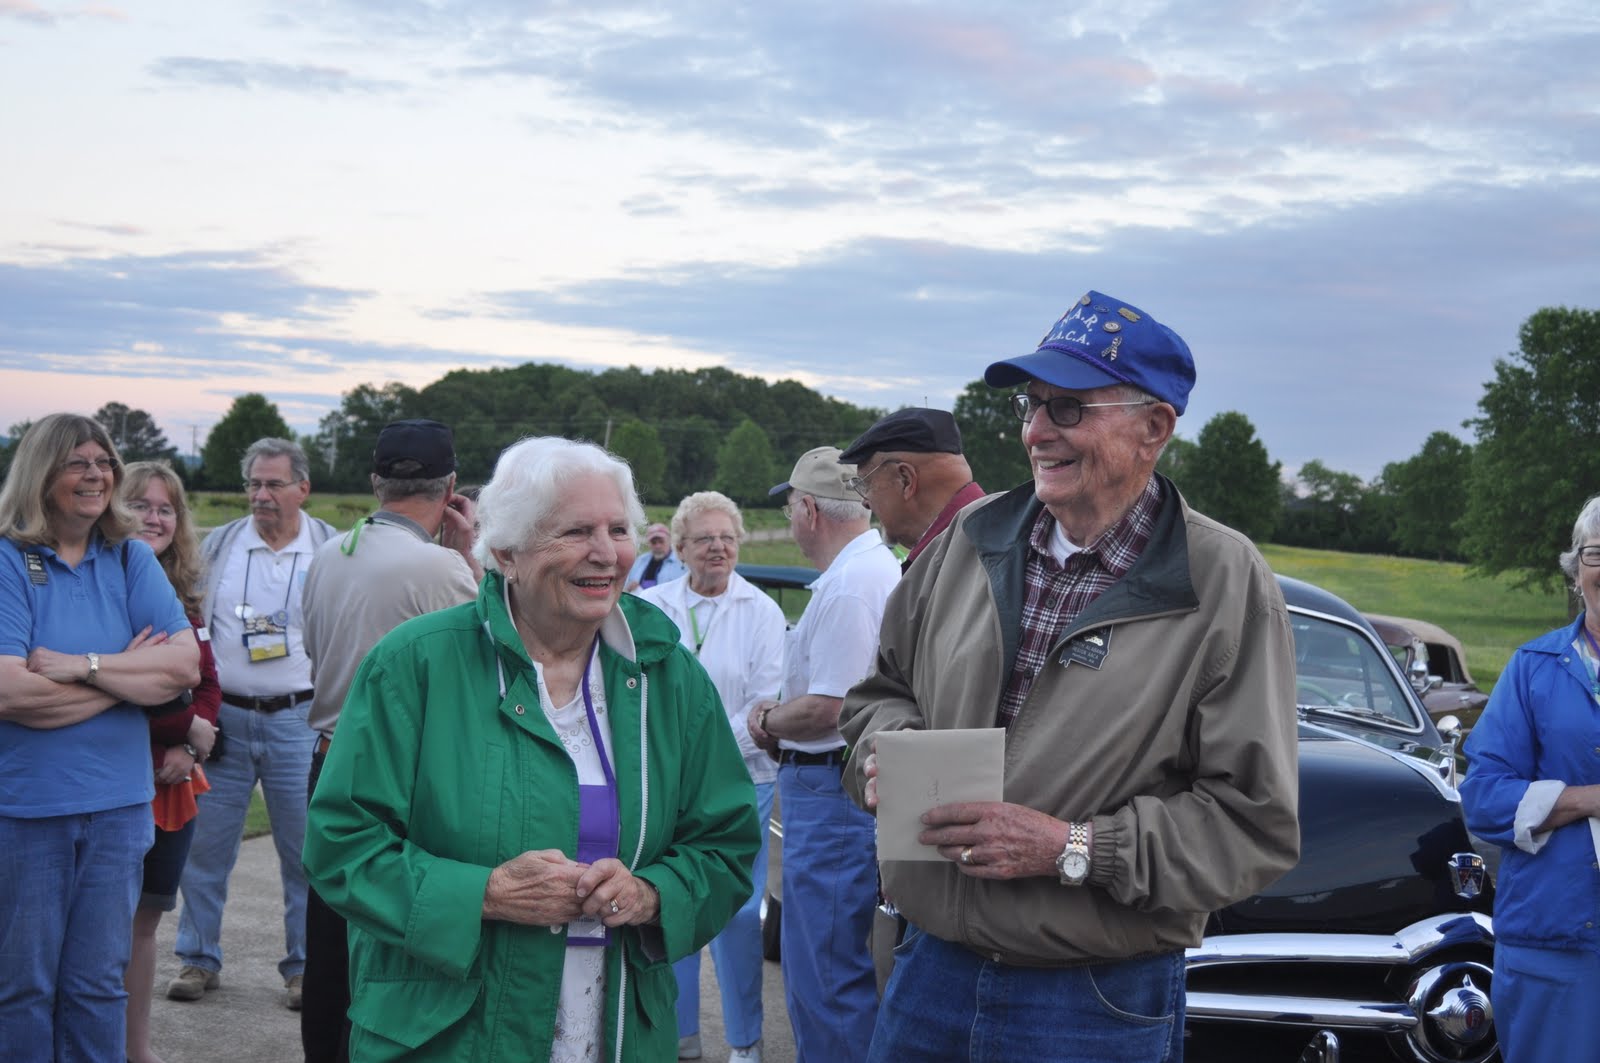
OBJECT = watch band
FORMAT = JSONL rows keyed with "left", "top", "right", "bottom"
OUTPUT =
{"left": 84, "top": 652, "right": 100, "bottom": 686}
{"left": 1057, "top": 821, "right": 1092, "bottom": 886}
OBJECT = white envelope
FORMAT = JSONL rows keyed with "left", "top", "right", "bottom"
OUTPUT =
{"left": 874, "top": 727, "right": 1005, "bottom": 862}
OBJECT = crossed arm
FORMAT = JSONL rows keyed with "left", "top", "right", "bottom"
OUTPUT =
{"left": 0, "top": 627, "right": 200, "bottom": 729}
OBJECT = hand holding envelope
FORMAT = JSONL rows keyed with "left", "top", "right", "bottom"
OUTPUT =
{"left": 873, "top": 728, "right": 1005, "bottom": 862}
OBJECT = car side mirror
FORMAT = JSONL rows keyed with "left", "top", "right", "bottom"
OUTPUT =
{"left": 1425, "top": 674, "right": 1444, "bottom": 693}
{"left": 1405, "top": 658, "right": 1430, "bottom": 693}
{"left": 1436, "top": 715, "right": 1462, "bottom": 740}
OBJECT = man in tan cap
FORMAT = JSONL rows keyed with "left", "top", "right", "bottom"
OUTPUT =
{"left": 747, "top": 446, "right": 898, "bottom": 1062}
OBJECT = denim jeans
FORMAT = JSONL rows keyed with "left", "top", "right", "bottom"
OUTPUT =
{"left": 0, "top": 804, "right": 153, "bottom": 1063}
{"left": 175, "top": 700, "right": 313, "bottom": 979}
{"left": 869, "top": 926, "right": 1186, "bottom": 1063}
{"left": 676, "top": 779, "right": 775, "bottom": 1049}
{"left": 778, "top": 762, "right": 879, "bottom": 1063}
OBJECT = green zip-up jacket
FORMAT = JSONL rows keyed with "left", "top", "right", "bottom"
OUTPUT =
{"left": 303, "top": 572, "right": 759, "bottom": 1061}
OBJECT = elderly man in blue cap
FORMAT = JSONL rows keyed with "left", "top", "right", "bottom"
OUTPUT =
{"left": 839, "top": 291, "right": 1302, "bottom": 1062}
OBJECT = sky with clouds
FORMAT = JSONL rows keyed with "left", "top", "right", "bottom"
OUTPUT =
{"left": 2, "top": 0, "right": 1596, "bottom": 478}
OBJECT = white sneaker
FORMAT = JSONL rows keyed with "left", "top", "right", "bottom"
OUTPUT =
{"left": 728, "top": 1041, "right": 763, "bottom": 1063}
{"left": 677, "top": 1033, "right": 702, "bottom": 1059}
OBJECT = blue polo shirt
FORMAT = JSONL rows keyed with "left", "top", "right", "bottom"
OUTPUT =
{"left": 1, "top": 533, "right": 190, "bottom": 817}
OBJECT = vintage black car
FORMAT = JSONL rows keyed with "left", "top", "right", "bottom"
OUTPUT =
{"left": 740, "top": 567, "right": 1498, "bottom": 1063}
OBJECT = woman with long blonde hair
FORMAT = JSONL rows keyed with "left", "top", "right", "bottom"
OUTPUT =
{"left": 0, "top": 415, "right": 199, "bottom": 1060}
{"left": 119, "top": 460, "right": 221, "bottom": 1063}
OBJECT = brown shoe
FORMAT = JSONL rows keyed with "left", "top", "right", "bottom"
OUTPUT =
{"left": 166, "top": 965, "right": 220, "bottom": 1001}
{"left": 285, "top": 973, "right": 304, "bottom": 1011}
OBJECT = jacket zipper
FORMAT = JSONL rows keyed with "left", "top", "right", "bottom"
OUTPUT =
{"left": 613, "top": 670, "right": 650, "bottom": 1063}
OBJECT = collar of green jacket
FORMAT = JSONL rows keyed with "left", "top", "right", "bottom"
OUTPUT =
{"left": 961, "top": 473, "right": 1200, "bottom": 679}
{"left": 474, "top": 570, "right": 683, "bottom": 672}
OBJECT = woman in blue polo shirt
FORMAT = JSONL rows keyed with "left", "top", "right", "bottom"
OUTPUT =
{"left": 0, "top": 413, "right": 200, "bottom": 1062}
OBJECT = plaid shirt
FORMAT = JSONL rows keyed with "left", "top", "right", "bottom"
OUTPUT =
{"left": 996, "top": 476, "right": 1162, "bottom": 727}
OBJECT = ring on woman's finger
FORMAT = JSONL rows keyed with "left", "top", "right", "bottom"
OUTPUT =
{"left": 609, "top": 900, "right": 621, "bottom": 915}
{"left": 959, "top": 846, "right": 974, "bottom": 866}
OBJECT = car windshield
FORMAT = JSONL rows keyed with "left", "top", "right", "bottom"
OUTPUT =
{"left": 1292, "top": 614, "right": 1419, "bottom": 728}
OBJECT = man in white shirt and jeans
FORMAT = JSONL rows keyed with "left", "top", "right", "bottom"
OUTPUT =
{"left": 171, "top": 438, "right": 337, "bottom": 1010}
{"left": 748, "top": 446, "right": 899, "bottom": 1063}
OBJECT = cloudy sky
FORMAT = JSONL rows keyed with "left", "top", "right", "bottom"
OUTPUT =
{"left": 2, "top": 0, "right": 1596, "bottom": 479}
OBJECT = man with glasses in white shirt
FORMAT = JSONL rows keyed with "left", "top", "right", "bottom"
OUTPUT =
{"left": 169, "top": 437, "right": 337, "bottom": 1011}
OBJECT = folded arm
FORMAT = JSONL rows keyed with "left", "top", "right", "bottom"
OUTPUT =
{"left": 28, "top": 627, "right": 200, "bottom": 708}
{"left": 0, "top": 654, "right": 120, "bottom": 728}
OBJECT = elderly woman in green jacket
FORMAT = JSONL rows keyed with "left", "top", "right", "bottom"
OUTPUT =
{"left": 303, "top": 436, "right": 759, "bottom": 1062}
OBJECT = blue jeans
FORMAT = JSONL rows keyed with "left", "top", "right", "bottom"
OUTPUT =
{"left": 778, "top": 761, "right": 879, "bottom": 1063}
{"left": 870, "top": 926, "right": 1186, "bottom": 1063}
{"left": 1494, "top": 941, "right": 1600, "bottom": 1063}
{"left": 0, "top": 804, "right": 153, "bottom": 1063}
{"left": 676, "top": 779, "right": 775, "bottom": 1049}
{"left": 175, "top": 700, "right": 313, "bottom": 979}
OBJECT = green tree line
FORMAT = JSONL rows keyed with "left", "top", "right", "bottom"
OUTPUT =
{"left": 4, "top": 306, "right": 1594, "bottom": 592}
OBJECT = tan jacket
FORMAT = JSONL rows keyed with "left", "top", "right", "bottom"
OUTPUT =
{"left": 840, "top": 476, "right": 1300, "bottom": 966}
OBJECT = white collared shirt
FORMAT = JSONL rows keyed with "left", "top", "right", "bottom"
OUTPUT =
{"left": 780, "top": 528, "right": 900, "bottom": 753}
{"left": 209, "top": 517, "right": 318, "bottom": 696}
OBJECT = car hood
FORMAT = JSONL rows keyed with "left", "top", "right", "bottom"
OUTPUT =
{"left": 1211, "top": 726, "right": 1492, "bottom": 935}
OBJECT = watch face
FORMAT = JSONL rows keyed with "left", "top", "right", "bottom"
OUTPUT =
{"left": 1061, "top": 851, "right": 1090, "bottom": 880}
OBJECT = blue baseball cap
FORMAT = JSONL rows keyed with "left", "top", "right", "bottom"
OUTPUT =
{"left": 984, "top": 290, "right": 1195, "bottom": 415}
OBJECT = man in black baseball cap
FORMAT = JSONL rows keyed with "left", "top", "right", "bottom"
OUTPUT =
{"left": 839, "top": 408, "right": 985, "bottom": 571}
{"left": 297, "top": 417, "right": 479, "bottom": 1061}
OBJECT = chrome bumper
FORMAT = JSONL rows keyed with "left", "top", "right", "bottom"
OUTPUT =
{"left": 1185, "top": 911, "right": 1494, "bottom": 1031}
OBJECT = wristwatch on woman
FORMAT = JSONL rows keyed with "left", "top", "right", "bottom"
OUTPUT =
{"left": 183, "top": 742, "right": 201, "bottom": 762}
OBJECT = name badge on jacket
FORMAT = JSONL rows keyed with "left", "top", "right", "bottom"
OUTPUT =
{"left": 1061, "top": 627, "right": 1112, "bottom": 670}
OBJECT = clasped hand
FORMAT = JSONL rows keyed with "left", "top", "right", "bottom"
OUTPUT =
{"left": 483, "top": 850, "right": 658, "bottom": 927}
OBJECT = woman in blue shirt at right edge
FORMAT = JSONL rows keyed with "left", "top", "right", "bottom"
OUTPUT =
{"left": 1460, "top": 493, "right": 1600, "bottom": 1063}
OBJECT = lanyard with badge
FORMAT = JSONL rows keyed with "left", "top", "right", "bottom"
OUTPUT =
{"left": 237, "top": 550, "right": 297, "bottom": 662}
{"left": 568, "top": 640, "right": 621, "bottom": 947}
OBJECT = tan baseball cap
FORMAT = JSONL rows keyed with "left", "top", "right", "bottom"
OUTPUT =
{"left": 768, "top": 445, "right": 858, "bottom": 502}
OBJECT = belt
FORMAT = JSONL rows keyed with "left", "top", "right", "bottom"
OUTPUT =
{"left": 778, "top": 748, "right": 846, "bottom": 766}
{"left": 314, "top": 735, "right": 332, "bottom": 756}
{"left": 222, "top": 689, "right": 313, "bottom": 713}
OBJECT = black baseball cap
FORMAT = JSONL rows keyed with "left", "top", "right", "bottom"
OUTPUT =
{"left": 372, "top": 419, "right": 456, "bottom": 479}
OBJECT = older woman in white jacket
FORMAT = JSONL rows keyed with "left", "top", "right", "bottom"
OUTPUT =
{"left": 641, "top": 491, "right": 786, "bottom": 1063}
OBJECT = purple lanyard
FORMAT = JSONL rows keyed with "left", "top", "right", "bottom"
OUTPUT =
{"left": 571, "top": 639, "right": 620, "bottom": 946}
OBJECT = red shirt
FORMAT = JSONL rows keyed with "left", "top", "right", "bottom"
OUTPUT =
{"left": 905, "top": 480, "right": 988, "bottom": 572}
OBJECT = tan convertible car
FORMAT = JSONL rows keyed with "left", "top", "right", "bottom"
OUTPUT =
{"left": 1364, "top": 613, "right": 1489, "bottom": 728}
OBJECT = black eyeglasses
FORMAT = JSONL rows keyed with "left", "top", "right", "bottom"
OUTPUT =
{"left": 1010, "top": 393, "right": 1155, "bottom": 428}
{"left": 1579, "top": 545, "right": 1600, "bottom": 567}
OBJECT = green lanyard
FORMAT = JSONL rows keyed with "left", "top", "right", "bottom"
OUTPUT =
{"left": 688, "top": 603, "right": 707, "bottom": 656}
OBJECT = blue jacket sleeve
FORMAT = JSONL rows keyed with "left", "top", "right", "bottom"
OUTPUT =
{"left": 1459, "top": 650, "right": 1541, "bottom": 847}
